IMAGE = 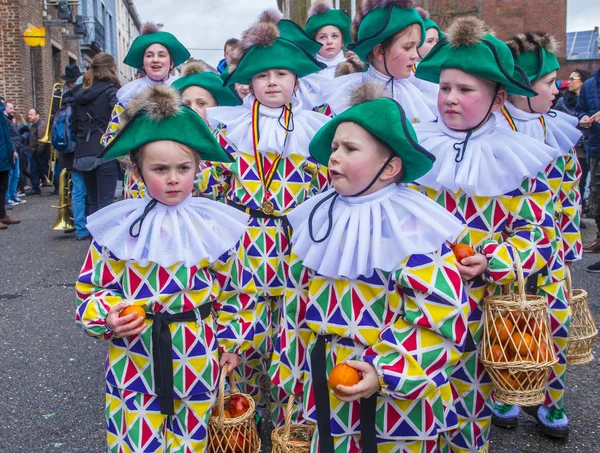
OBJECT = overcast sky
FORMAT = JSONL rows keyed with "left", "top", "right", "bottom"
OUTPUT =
{"left": 134, "top": 0, "right": 600, "bottom": 67}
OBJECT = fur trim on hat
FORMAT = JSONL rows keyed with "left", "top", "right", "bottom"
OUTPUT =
{"left": 121, "top": 85, "right": 181, "bottom": 127}
{"left": 505, "top": 32, "right": 559, "bottom": 58}
{"left": 335, "top": 51, "right": 366, "bottom": 77}
{"left": 258, "top": 9, "right": 283, "bottom": 25}
{"left": 416, "top": 7, "right": 430, "bottom": 20}
{"left": 446, "top": 16, "right": 491, "bottom": 48}
{"left": 182, "top": 61, "right": 208, "bottom": 77}
{"left": 140, "top": 22, "right": 160, "bottom": 35}
{"left": 242, "top": 22, "right": 280, "bottom": 49}
{"left": 349, "top": 81, "right": 390, "bottom": 106}
{"left": 308, "top": 2, "right": 331, "bottom": 19}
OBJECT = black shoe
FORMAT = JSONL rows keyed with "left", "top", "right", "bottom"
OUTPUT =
{"left": 24, "top": 190, "right": 41, "bottom": 196}
{"left": 581, "top": 222, "right": 587, "bottom": 229}
{"left": 587, "top": 260, "right": 600, "bottom": 273}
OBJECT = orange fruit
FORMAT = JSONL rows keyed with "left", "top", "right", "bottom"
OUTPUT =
{"left": 508, "top": 332, "right": 536, "bottom": 358}
{"left": 489, "top": 344, "right": 504, "bottom": 362}
{"left": 452, "top": 244, "right": 475, "bottom": 262}
{"left": 537, "top": 343, "right": 550, "bottom": 363}
{"left": 329, "top": 363, "right": 361, "bottom": 394}
{"left": 499, "top": 370, "right": 520, "bottom": 390}
{"left": 119, "top": 305, "right": 146, "bottom": 322}
{"left": 488, "top": 316, "right": 514, "bottom": 345}
{"left": 514, "top": 314, "right": 542, "bottom": 339}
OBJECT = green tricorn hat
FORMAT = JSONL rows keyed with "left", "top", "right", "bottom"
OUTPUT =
{"left": 505, "top": 32, "right": 560, "bottom": 83}
{"left": 416, "top": 7, "right": 444, "bottom": 39}
{"left": 98, "top": 86, "right": 232, "bottom": 163}
{"left": 347, "top": 0, "right": 425, "bottom": 62}
{"left": 224, "top": 21, "right": 326, "bottom": 86}
{"left": 305, "top": 3, "right": 353, "bottom": 47}
{"left": 124, "top": 23, "right": 190, "bottom": 69}
{"left": 309, "top": 82, "right": 435, "bottom": 183}
{"left": 172, "top": 62, "right": 241, "bottom": 106}
{"left": 415, "top": 17, "right": 536, "bottom": 97}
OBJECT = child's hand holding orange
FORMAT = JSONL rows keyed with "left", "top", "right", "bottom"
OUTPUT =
{"left": 331, "top": 361, "right": 381, "bottom": 402}
{"left": 106, "top": 302, "right": 146, "bottom": 337}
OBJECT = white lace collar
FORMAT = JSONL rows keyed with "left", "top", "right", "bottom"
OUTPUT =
{"left": 86, "top": 195, "right": 249, "bottom": 268}
{"left": 320, "top": 65, "right": 437, "bottom": 123}
{"left": 207, "top": 94, "right": 330, "bottom": 158}
{"left": 287, "top": 184, "right": 464, "bottom": 279}
{"left": 116, "top": 75, "right": 179, "bottom": 107}
{"left": 496, "top": 101, "right": 582, "bottom": 156}
{"left": 415, "top": 115, "right": 561, "bottom": 197}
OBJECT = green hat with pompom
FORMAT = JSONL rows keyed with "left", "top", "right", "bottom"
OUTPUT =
{"left": 309, "top": 81, "right": 435, "bottom": 183}
{"left": 172, "top": 62, "right": 241, "bottom": 106}
{"left": 505, "top": 32, "right": 560, "bottom": 83}
{"left": 98, "top": 85, "right": 232, "bottom": 163}
{"left": 305, "top": 3, "right": 353, "bottom": 47}
{"left": 123, "top": 23, "right": 190, "bottom": 69}
{"left": 415, "top": 17, "right": 536, "bottom": 97}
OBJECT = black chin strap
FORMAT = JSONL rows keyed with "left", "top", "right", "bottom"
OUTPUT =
{"left": 526, "top": 97, "right": 558, "bottom": 118}
{"left": 129, "top": 198, "right": 159, "bottom": 238}
{"left": 278, "top": 104, "right": 295, "bottom": 133}
{"left": 308, "top": 155, "right": 395, "bottom": 243}
{"left": 452, "top": 84, "right": 500, "bottom": 163}
{"left": 382, "top": 52, "right": 395, "bottom": 97}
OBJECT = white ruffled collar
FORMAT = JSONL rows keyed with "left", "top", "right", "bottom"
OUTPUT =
{"left": 207, "top": 94, "right": 330, "bottom": 158}
{"left": 86, "top": 195, "right": 249, "bottom": 268}
{"left": 287, "top": 184, "right": 464, "bottom": 279}
{"left": 321, "top": 66, "right": 437, "bottom": 123}
{"left": 316, "top": 51, "right": 346, "bottom": 67}
{"left": 415, "top": 115, "right": 561, "bottom": 196}
{"left": 116, "top": 75, "right": 179, "bottom": 107}
{"left": 496, "top": 101, "right": 582, "bottom": 156}
{"left": 408, "top": 71, "right": 439, "bottom": 114}
{"left": 298, "top": 72, "right": 330, "bottom": 109}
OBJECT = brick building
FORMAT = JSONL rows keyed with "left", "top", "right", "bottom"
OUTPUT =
{"left": 0, "top": 1, "right": 80, "bottom": 119}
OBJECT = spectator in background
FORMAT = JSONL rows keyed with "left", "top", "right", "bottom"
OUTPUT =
{"left": 4, "top": 102, "right": 25, "bottom": 207}
{"left": 14, "top": 112, "right": 30, "bottom": 194}
{"left": 25, "top": 108, "right": 51, "bottom": 195}
{"left": 72, "top": 52, "right": 120, "bottom": 216}
{"left": 0, "top": 97, "right": 19, "bottom": 228}
{"left": 217, "top": 38, "right": 239, "bottom": 74}
{"left": 555, "top": 68, "right": 592, "bottom": 215}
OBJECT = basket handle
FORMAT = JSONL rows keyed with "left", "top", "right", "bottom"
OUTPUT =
{"left": 281, "top": 394, "right": 296, "bottom": 447}
{"left": 566, "top": 266, "right": 573, "bottom": 301}
{"left": 512, "top": 249, "right": 526, "bottom": 310}
{"left": 216, "top": 363, "right": 239, "bottom": 429}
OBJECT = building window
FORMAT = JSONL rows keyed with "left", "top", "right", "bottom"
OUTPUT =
{"left": 52, "top": 45, "right": 62, "bottom": 82}
{"left": 69, "top": 56, "right": 76, "bottom": 66}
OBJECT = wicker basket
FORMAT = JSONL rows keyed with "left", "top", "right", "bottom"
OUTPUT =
{"left": 566, "top": 268, "right": 598, "bottom": 365}
{"left": 208, "top": 364, "right": 261, "bottom": 453}
{"left": 481, "top": 254, "right": 558, "bottom": 406}
{"left": 271, "top": 395, "right": 315, "bottom": 453}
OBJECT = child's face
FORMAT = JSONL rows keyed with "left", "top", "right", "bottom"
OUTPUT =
{"left": 438, "top": 68, "right": 505, "bottom": 130}
{"left": 529, "top": 71, "right": 559, "bottom": 113}
{"left": 417, "top": 28, "right": 439, "bottom": 60}
{"left": 143, "top": 44, "right": 172, "bottom": 81}
{"left": 316, "top": 25, "right": 344, "bottom": 59}
{"left": 250, "top": 69, "right": 298, "bottom": 108}
{"left": 235, "top": 83, "right": 250, "bottom": 99}
{"left": 135, "top": 141, "right": 196, "bottom": 206}
{"left": 328, "top": 122, "right": 402, "bottom": 196}
{"left": 372, "top": 25, "right": 421, "bottom": 79}
{"left": 182, "top": 86, "right": 217, "bottom": 124}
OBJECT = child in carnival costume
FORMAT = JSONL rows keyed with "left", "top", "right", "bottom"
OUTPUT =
{"left": 491, "top": 32, "right": 583, "bottom": 439}
{"left": 321, "top": 0, "right": 437, "bottom": 123}
{"left": 101, "top": 23, "right": 190, "bottom": 199}
{"left": 411, "top": 17, "right": 561, "bottom": 452}
{"left": 172, "top": 61, "right": 242, "bottom": 125}
{"left": 198, "top": 20, "right": 331, "bottom": 426}
{"left": 408, "top": 7, "right": 443, "bottom": 112}
{"left": 76, "top": 86, "right": 256, "bottom": 452}
{"left": 269, "top": 82, "right": 469, "bottom": 453}
{"left": 304, "top": 2, "right": 353, "bottom": 81}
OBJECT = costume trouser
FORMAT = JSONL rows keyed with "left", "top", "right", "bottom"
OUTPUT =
{"left": 81, "top": 160, "right": 119, "bottom": 215}
{"left": 589, "top": 158, "right": 600, "bottom": 231}
{"left": 438, "top": 350, "right": 494, "bottom": 453}
{"left": 310, "top": 429, "right": 438, "bottom": 453}
{"left": 578, "top": 155, "right": 589, "bottom": 212}
{"left": 539, "top": 281, "right": 571, "bottom": 410}
{"left": 105, "top": 383, "right": 215, "bottom": 453}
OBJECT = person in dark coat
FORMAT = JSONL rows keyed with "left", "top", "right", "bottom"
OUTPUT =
{"left": 0, "top": 99, "right": 19, "bottom": 228}
{"left": 72, "top": 52, "right": 120, "bottom": 216}
{"left": 25, "top": 108, "right": 51, "bottom": 195}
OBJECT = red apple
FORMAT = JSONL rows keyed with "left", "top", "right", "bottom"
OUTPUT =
{"left": 228, "top": 394, "right": 250, "bottom": 418}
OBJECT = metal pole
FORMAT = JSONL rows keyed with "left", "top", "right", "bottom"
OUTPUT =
{"left": 335, "top": 0, "right": 340, "bottom": 9}
{"left": 351, "top": 0, "right": 356, "bottom": 17}
{"left": 30, "top": 47, "right": 37, "bottom": 109}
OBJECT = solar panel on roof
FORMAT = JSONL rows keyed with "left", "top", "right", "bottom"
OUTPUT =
{"left": 566, "top": 30, "right": 599, "bottom": 60}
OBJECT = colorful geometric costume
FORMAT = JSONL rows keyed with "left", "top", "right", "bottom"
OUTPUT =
{"left": 496, "top": 102, "right": 582, "bottom": 412}
{"left": 198, "top": 95, "right": 330, "bottom": 424}
{"left": 269, "top": 184, "right": 469, "bottom": 453}
{"left": 412, "top": 116, "right": 559, "bottom": 453}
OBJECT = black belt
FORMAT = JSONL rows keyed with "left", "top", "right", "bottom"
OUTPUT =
{"left": 526, "top": 265, "right": 549, "bottom": 294}
{"left": 310, "top": 335, "right": 378, "bottom": 453}
{"left": 228, "top": 201, "right": 293, "bottom": 254}
{"left": 147, "top": 303, "right": 212, "bottom": 415}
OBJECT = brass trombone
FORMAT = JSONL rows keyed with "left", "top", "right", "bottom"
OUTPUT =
{"left": 39, "top": 82, "right": 64, "bottom": 183}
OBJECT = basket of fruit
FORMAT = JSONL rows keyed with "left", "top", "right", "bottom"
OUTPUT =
{"left": 208, "top": 364, "right": 261, "bottom": 453}
{"left": 480, "top": 253, "right": 558, "bottom": 406}
{"left": 271, "top": 395, "right": 315, "bottom": 453}
{"left": 566, "top": 268, "right": 597, "bottom": 365}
